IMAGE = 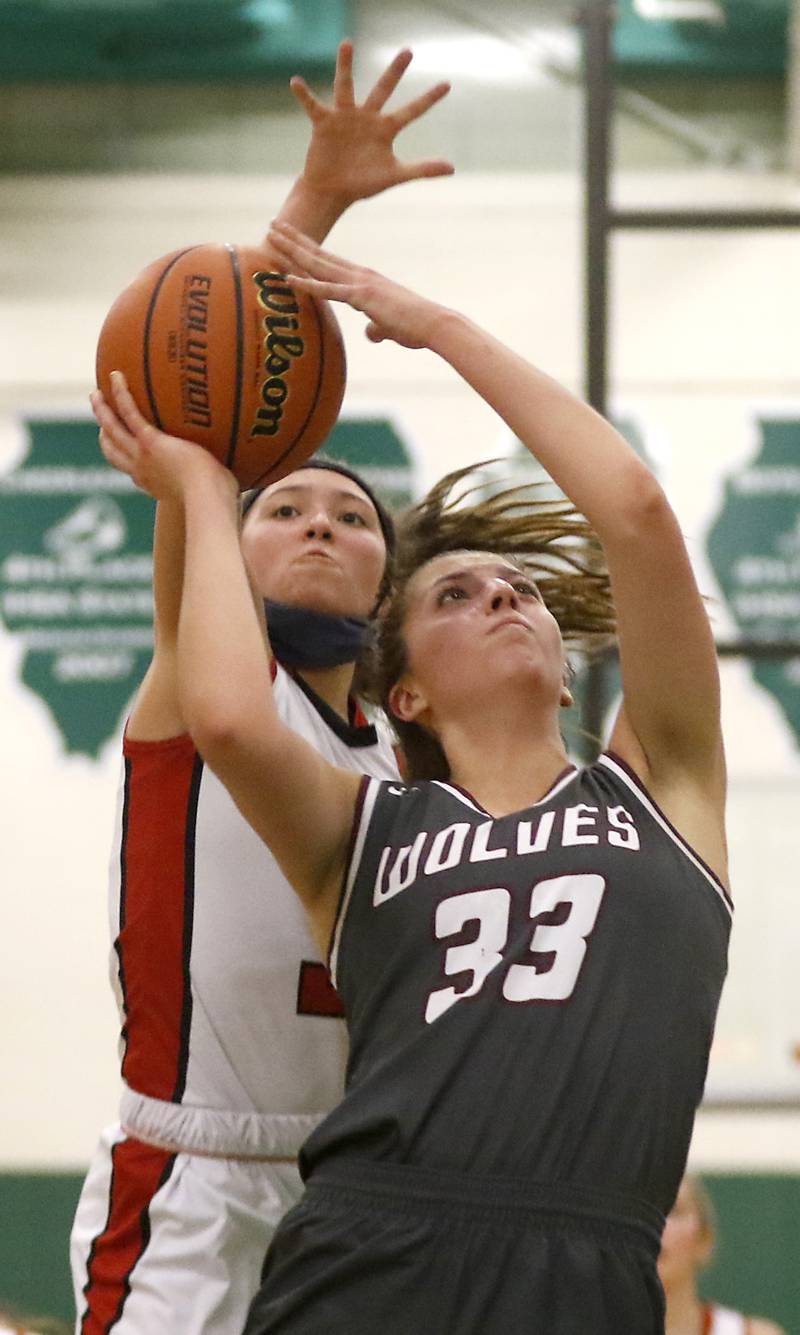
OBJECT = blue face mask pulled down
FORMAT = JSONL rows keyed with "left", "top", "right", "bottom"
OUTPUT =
{"left": 264, "top": 600, "right": 369, "bottom": 669}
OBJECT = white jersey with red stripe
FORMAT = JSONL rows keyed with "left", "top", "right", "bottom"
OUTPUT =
{"left": 71, "top": 664, "right": 399, "bottom": 1334}
{"left": 108, "top": 661, "right": 399, "bottom": 1153}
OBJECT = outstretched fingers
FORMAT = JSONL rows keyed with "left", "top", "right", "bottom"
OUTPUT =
{"left": 280, "top": 273, "right": 355, "bottom": 306}
{"left": 332, "top": 38, "right": 356, "bottom": 107}
{"left": 269, "top": 221, "right": 359, "bottom": 284}
{"left": 362, "top": 47, "right": 413, "bottom": 113}
{"left": 267, "top": 226, "right": 369, "bottom": 310}
{"left": 390, "top": 80, "right": 451, "bottom": 131}
{"left": 397, "top": 156, "right": 455, "bottom": 182}
{"left": 288, "top": 75, "right": 323, "bottom": 120}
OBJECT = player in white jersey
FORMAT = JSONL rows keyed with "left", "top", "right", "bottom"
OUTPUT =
{"left": 70, "top": 42, "right": 452, "bottom": 1335}
{"left": 660, "top": 1176, "right": 786, "bottom": 1335}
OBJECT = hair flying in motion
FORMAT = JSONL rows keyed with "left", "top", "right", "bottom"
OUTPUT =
{"left": 367, "top": 462, "right": 617, "bottom": 781}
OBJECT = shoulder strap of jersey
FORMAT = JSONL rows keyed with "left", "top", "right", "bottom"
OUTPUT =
{"left": 597, "top": 751, "right": 733, "bottom": 917}
{"left": 328, "top": 775, "right": 383, "bottom": 983}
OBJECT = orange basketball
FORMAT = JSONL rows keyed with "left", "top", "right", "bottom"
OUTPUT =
{"left": 96, "top": 243, "right": 346, "bottom": 489}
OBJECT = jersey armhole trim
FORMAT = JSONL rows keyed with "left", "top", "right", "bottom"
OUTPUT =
{"left": 328, "top": 775, "right": 379, "bottom": 986}
{"left": 122, "top": 727, "right": 197, "bottom": 758}
{"left": 599, "top": 751, "right": 733, "bottom": 915}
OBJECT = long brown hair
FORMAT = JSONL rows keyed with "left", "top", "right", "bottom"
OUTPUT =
{"left": 365, "top": 463, "right": 617, "bottom": 781}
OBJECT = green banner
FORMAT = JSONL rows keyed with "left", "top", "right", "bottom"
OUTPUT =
{"left": 707, "top": 417, "right": 800, "bottom": 748}
{"left": 0, "top": 419, "right": 155, "bottom": 757}
{"left": 320, "top": 416, "right": 417, "bottom": 510}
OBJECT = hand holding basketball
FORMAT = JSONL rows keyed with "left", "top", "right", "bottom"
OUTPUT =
{"left": 267, "top": 221, "right": 446, "bottom": 351}
{"left": 96, "top": 242, "right": 346, "bottom": 490}
{"left": 92, "top": 372, "right": 237, "bottom": 506}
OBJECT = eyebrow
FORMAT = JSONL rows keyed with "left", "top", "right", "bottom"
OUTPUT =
{"left": 430, "top": 563, "right": 528, "bottom": 590}
{"left": 265, "top": 483, "right": 375, "bottom": 510}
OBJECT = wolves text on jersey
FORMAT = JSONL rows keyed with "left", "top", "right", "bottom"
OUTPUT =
{"left": 373, "top": 802, "right": 640, "bottom": 907}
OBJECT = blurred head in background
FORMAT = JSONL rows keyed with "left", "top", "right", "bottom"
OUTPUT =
{"left": 658, "top": 1173, "right": 716, "bottom": 1294}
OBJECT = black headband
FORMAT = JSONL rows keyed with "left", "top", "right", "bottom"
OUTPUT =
{"left": 241, "top": 458, "right": 396, "bottom": 555}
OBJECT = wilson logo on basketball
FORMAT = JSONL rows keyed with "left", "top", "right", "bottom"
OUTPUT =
{"left": 96, "top": 241, "right": 345, "bottom": 488}
{"left": 250, "top": 271, "right": 307, "bottom": 438}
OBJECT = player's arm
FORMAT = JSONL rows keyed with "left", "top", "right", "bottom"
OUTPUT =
{"left": 125, "top": 498, "right": 186, "bottom": 739}
{"left": 267, "top": 225, "right": 725, "bottom": 823}
{"left": 93, "top": 374, "right": 357, "bottom": 949}
{"left": 750, "top": 1319, "right": 788, "bottom": 1335}
{"left": 127, "top": 43, "right": 450, "bottom": 741}
{"left": 423, "top": 316, "right": 724, "bottom": 815}
{"left": 176, "top": 460, "right": 361, "bottom": 941}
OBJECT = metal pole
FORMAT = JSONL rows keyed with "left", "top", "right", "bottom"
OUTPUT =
{"left": 577, "top": 0, "right": 617, "bottom": 762}
{"left": 582, "top": 0, "right": 615, "bottom": 420}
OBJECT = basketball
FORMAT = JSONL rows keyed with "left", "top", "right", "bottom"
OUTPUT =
{"left": 96, "top": 243, "right": 346, "bottom": 489}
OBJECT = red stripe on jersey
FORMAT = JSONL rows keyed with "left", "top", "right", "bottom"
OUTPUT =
{"left": 80, "top": 1137, "right": 176, "bottom": 1334}
{"left": 117, "top": 734, "right": 201, "bottom": 1101}
{"left": 296, "top": 960, "right": 346, "bottom": 1017}
{"left": 350, "top": 697, "right": 369, "bottom": 729}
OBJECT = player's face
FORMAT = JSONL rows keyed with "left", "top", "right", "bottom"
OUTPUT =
{"left": 241, "top": 468, "right": 387, "bottom": 618}
{"left": 394, "top": 550, "right": 566, "bottom": 726}
{"left": 657, "top": 1179, "right": 713, "bottom": 1290}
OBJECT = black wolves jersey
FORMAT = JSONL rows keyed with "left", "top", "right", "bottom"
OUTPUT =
{"left": 303, "top": 752, "right": 731, "bottom": 1217}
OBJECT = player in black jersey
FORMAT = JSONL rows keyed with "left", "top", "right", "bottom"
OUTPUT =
{"left": 93, "top": 223, "right": 731, "bottom": 1334}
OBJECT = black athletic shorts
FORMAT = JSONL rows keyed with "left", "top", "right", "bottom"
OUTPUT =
{"left": 243, "top": 1159, "right": 666, "bottom": 1334}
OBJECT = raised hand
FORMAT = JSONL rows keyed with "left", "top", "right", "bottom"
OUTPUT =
{"left": 267, "top": 220, "right": 447, "bottom": 351}
{"left": 91, "top": 372, "right": 236, "bottom": 505}
{"left": 291, "top": 40, "right": 454, "bottom": 212}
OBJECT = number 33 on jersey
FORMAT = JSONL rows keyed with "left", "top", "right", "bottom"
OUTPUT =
{"left": 313, "top": 754, "right": 730, "bottom": 1205}
{"left": 330, "top": 755, "right": 730, "bottom": 1047}
{"left": 425, "top": 873, "right": 606, "bottom": 1023}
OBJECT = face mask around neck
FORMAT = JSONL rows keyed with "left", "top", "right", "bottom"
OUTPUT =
{"left": 263, "top": 599, "right": 369, "bottom": 669}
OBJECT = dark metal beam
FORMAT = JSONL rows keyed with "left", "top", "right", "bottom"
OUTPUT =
{"left": 602, "top": 642, "right": 800, "bottom": 661}
{"left": 612, "top": 208, "right": 800, "bottom": 230}
{"left": 581, "top": 0, "right": 615, "bottom": 421}
{"left": 577, "top": 2, "right": 617, "bottom": 762}
{"left": 715, "top": 641, "right": 800, "bottom": 658}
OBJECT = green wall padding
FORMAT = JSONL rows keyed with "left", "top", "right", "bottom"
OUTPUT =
{"left": 699, "top": 1175, "right": 799, "bottom": 1332}
{"left": 0, "top": 1174, "right": 84, "bottom": 1322}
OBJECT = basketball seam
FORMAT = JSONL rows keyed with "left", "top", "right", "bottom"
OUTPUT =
{"left": 142, "top": 247, "right": 198, "bottom": 431}
{"left": 249, "top": 294, "right": 331, "bottom": 488}
{"left": 225, "top": 244, "right": 245, "bottom": 473}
